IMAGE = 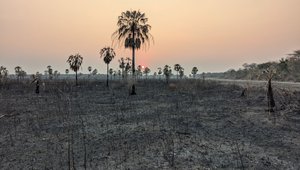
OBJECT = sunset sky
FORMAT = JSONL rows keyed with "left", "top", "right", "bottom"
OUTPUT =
{"left": 1, "top": 0, "right": 299, "bottom": 74}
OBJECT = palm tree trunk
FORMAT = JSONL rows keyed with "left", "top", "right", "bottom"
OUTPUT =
{"left": 75, "top": 70, "right": 78, "bottom": 86}
{"left": 106, "top": 64, "right": 109, "bottom": 87}
{"left": 131, "top": 29, "right": 136, "bottom": 95}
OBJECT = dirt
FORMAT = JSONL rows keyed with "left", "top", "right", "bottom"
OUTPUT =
{"left": 0, "top": 79, "right": 299, "bottom": 169}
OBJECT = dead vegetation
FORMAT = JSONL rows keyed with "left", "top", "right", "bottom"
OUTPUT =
{"left": 0, "top": 79, "right": 299, "bottom": 169}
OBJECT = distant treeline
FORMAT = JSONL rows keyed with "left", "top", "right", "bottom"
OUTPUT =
{"left": 208, "top": 50, "right": 300, "bottom": 82}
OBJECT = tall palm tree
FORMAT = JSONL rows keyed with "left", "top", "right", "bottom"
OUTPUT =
{"left": 113, "top": 10, "right": 153, "bottom": 95}
{"left": 67, "top": 53, "right": 83, "bottom": 86}
{"left": 100, "top": 47, "right": 116, "bottom": 87}
{"left": 174, "top": 64, "right": 181, "bottom": 79}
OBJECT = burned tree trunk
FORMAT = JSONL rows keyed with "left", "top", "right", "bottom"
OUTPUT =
{"left": 241, "top": 88, "right": 247, "bottom": 97}
{"left": 267, "top": 79, "right": 275, "bottom": 112}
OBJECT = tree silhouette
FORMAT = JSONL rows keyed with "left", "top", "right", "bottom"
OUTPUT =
{"left": 174, "top": 64, "right": 181, "bottom": 79}
{"left": 113, "top": 10, "right": 153, "bottom": 95}
{"left": 100, "top": 47, "right": 116, "bottom": 87}
{"left": 47, "top": 65, "right": 53, "bottom": 79}
{"left": 191, "top": 67, "right": 198, "bottom": 78}
{"left": 117, "top": 70, "right": 122, "bottom": 79}
{"left": 163, "top": 65, "right": 172, "bottom": 84}
{"left": 118, "top": 57, "right": 126, "bottom": 79}
{"left": 67, "top": 53, "right": 83, "bottom": 86}
{"left": 88, "top": 66, "right": 92, "bottom": 76}
{"left": 143, "top": 67, "right": 150, "bottom": 79}
{"left": 92, "top": 69, "right": 98, "bottom": 76}
{"left": 65, "top": 69, "right": 69, "bottom": 75}
{"left": 288, "top": 50, "right": 300, "bottom": 59}
{"left": 109, "top": 68, "right": 114, "bottom": 80}
{"left": 137, "top": 65, "right": 142, "bottom": 79}
{"left": 125, "top": 62, "right": 131, "bottom": 79}
{"left": 0, "top": 66, "right": 8, "bottom": 83}
{"left": 53, "top": 70, "right": 59, "bottom": 79}
{"left": 15, "top": 66, "right": 22, "bottom": 81}
{"left": 179, "top": 67, "right": 184, "bottom": 79}
{"left": 158, "top": 67, "right": 162, "bottom": 79}
{"left": 262, "top": 66, "right": 277, "bottom": 112}
{"left": 19, "top": 70, "right": 27, "bottom": 79}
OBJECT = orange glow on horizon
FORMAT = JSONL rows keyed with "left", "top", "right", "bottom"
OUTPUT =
{"left": 0, "top": 0, "right": 299, "bottom": 74}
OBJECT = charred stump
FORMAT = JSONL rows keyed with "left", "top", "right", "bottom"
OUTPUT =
{"left": 267, "top": 79, "right": 275, "bottom": 112}
{"left": 35, "top": 80, "right": 40, "bottom": 94}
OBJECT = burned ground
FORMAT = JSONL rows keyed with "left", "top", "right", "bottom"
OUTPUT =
{"left": 0, "top": 79, "right": 299, "bottom": 169}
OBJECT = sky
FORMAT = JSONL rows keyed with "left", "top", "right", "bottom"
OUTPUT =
{"left": 0, "top": 0, "right": 299, "bottom": 74}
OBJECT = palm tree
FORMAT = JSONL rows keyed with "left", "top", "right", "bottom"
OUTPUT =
{"left": 158, "top": 67, "right": 162, "bottom": 79}
{"left": 143, "top": 67, "right": 150, "bottom": 79}
{"left": 65, "top": 69, "right": 69, "bottom": 74}
{"left": 53, "top": 70, "right": 59, "bottom": 79}
{"left": 191, "top": 67, "right": 198, "bottom": 78}
{"left": 19, "top": 70, "right": 27, "bottom": 79}
{"left": 137, "top": 65, "right": 142, "bottom": 79}
{"left": 179, "top": 67, "right": 184, "bottom": 79}
{"left": 15, "top": 66, "right": 22, "bottom": 81}
{"left": 118, "top": 70, "right": 122, "bottom": 79}
{"left": 47, "top": 65, "right": 53, "bottom": 79}
{"left": 125, "top": 62, "right": 131, "bottom": 78}
{"left": 67, "top": 53, "right": 83, "bottom": 86}
{"left": 100, "top": 47, "right": 116, "bottom": 87}
{"left": 113, "top": 10, "right": 153, "bottom": 95}
{"left": 88, "top": 66, "right": 92, "bottom": 75}
{"left": 174, "top": 64, "right": 181, "bottom": 79}
{"left": 118, "top": 57, "right": 126, "bottom": 79}
{"left": 163, "top": 65, "right": 172, "bottom": 84}
{"left": 109, "top": 68, "right": 114, "bottom": 80}
{"left": 0, "top": 66, "right": 8, "bottom": 82}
